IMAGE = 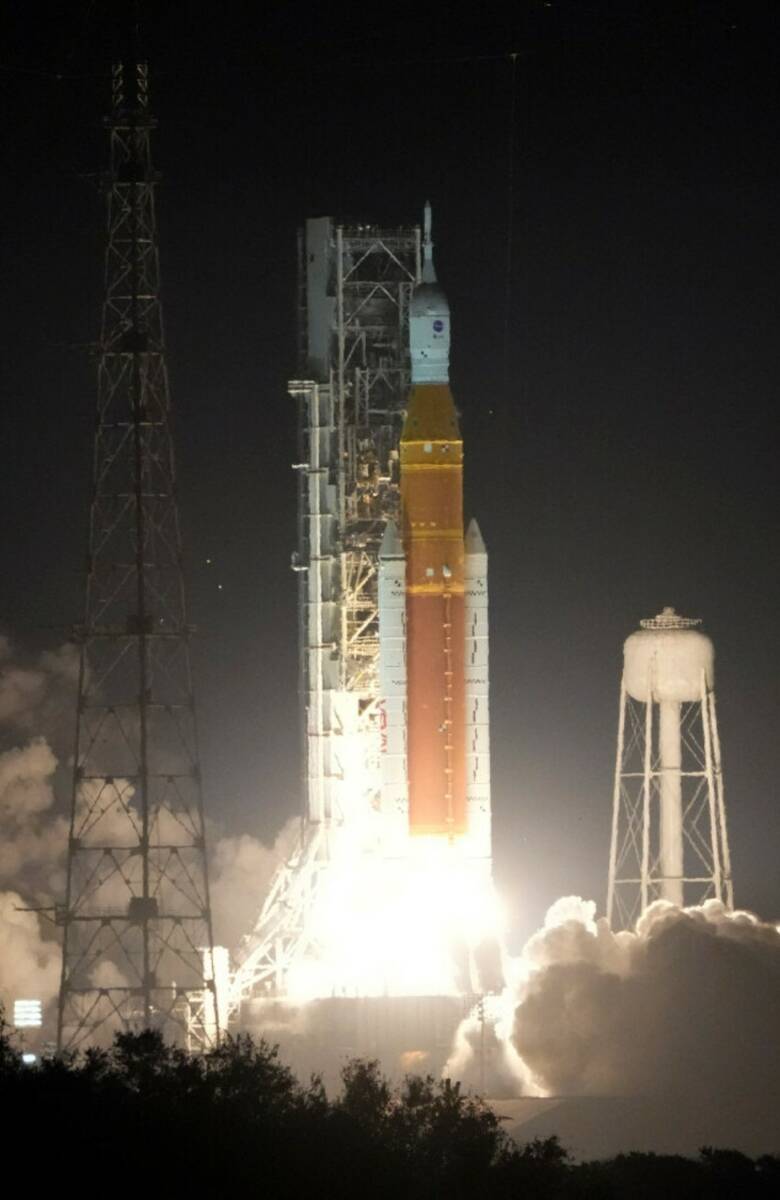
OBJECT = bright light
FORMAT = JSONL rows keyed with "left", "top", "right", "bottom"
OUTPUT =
{"left": 200, "top": 944, "right": 231, "bottom": 1038}
{"left": 286, "top": 837, "right": 506, "bottom": 1003}
{"left": 14, "top": 999, "right": 42, "bottom": 1028}
{"left": 22, "top": 1054, "right": 37, "bottom": 1065}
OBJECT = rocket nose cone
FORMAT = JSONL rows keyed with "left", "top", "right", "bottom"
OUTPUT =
{"left": 379, "top": 519, "right": 405, "bottom": 559}
{"left": 465, "top": 518, "right": 487, "bottom": 555}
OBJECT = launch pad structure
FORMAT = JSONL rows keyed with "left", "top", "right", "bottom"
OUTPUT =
{"left": 50, "top": 52, "right": 492, "bottom": 1068}
{"left": 224, "top": 214, "right": 501, "bottom": 1083}
{"left": 228, "top": 214, "right": 497, "bottom": 1086}
{"left": 33, "top": 57, "right": 744, "bottom": 1075}
{"left": 231, "top": 219, "right": 422, "bottom": 1008}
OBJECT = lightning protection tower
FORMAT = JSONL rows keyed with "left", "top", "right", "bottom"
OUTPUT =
{"left": 57, "top": 62, "right": 218, "bottom": 1051}
{"left": 607, "top": 607, "right": 733, "bottom": 930}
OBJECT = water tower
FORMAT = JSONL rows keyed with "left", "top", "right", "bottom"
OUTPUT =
{"left": 607, "top": 607, "right": 733, "bottom": 929}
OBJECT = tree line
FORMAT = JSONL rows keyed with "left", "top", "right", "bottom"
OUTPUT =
{"left": 1, "top": 1012, "right": 777, "bottom": 1197}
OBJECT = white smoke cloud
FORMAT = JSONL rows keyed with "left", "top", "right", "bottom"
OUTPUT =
{"left": 0, "top": 636, "right": 78, "bottom": 746}
{"left": 209, "top": 820, "right": 300, "bottom": 949}
{"left": 0, "top": 641, "right": 73, "bottom": 1017}
{"left": 0, "top": 637, "right": 79, "bottom": 904}
{"left": 0, "top": 737, "right": 58, "bottom": 821}
{"left": 446, "top": 896, "right": 779, "bottom": 1116}
{"left": 0, "top": 634, "right": 312, "bottom": 1045}
{"left": 0, "top": 734, "right": 65, "bottom": 1016}
{"left": 511, "top": 898, "right": 780, "bottom": 1106}
{"left": 0, "top": 728, "right": 298, "bottom": 961}
{"left": 444, "top": 997, "right": 538, "bottom": 1098}
{"left": 0, "top": 890, "right": 61, "bottom": 1009}
{"left": 89, "top": 960, "right": 130, "bottom": 990}
{"left": 0, "top": 738, "right": 68, "bottom": 898}
{"left": 0, "top": 632, "right": 291, "bottom": 949}
{"left": 444, "top": 895, "right": 780, "bottom": 1154}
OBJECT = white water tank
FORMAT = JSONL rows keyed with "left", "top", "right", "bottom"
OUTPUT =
{"left": 624, "top": 607, "right": 714, "bottom": 703}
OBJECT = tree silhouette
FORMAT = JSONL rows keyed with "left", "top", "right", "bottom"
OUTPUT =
{"left": 1, "top": 1018, "right": 777, "bottom": 1197}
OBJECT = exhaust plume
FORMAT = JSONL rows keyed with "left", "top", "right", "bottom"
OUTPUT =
{"left": 512, "top": 898, "right": 780, "bottom": 1105}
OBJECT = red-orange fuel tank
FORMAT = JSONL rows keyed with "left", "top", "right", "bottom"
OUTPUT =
{"left": 400, "top": 382, "right": 467, "bottom": 836}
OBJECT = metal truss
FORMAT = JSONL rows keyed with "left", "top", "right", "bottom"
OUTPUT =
{"left": 607, "top": 678, "right": 733, "bottom": 931}
{"left": 231, "top": 223, "right": 420, "bottom": 1011}
{"left": 335, "top": 227, "right": 420, "bottom": 700}
{"left": 57, "top": 63, "right": 218, "bottom": 1052}
{"left": 229, "top": 825, "right": 325, "bottom": 1013}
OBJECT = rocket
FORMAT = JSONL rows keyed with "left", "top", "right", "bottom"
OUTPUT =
{"left": 379, "top": 205, "right": 491, "bottom": 862}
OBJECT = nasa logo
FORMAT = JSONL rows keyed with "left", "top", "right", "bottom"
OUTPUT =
{"left": 433, "top": 319, "right": 444, "bottom": 332}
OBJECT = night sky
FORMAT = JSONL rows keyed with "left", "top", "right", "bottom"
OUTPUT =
{"left": 3, "top": 2, "right": 778, "bottom": 944}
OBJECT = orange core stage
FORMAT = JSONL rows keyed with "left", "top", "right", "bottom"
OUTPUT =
{"left": 401, "top": 383, "right": 467, "bottom": 836}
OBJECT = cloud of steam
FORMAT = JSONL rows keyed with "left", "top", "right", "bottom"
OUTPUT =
{"left": 0, "top": 890, "right": 61, "bottom": 1009}
{"left": 443, "top": 896, "right": 780, "bottom": 1154}
{"left": 0, "top": 640, "right": 75, "bottom": 1013}
{"left": 210, "top": 820, "right": 300, "bottom": 948}
{"left": 444, "top": 998, "right": 537, "bottom": 1098}
{"left": 511, "top": 898, "right": 780, "bottom": 1108}
{"left": 0, "top": 632, "right": 303, "bottom": 955}
{"left": 0, "top": 728, "right": 300, "bottom": 960}
{"left": 0, "top": 635, "right": 79, "bottom": 751}
{"left": 0, "top": 636, "right": 81, "bottom": 909}
{"left": 0, "top": 737, "right": 67, "bottom": 900}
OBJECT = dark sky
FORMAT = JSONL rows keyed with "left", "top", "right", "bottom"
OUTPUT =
{"left": 2, "top": 2, "right": 778, "bottom": 943}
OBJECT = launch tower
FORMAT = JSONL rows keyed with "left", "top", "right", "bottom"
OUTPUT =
{"left": 57, "top": 63, "right": 218, "bottom": 1051}
{"left": 607, "top": 607, "right": 733, "bottom": 929}
{"left": 233, "top": 218, "right": 421, "bottom": 1004}
{"left": 233, "top": 210, "right": 496, "bottom": 1028}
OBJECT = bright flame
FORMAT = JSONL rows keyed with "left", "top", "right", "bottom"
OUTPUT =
{"left": 286, "top": 838, "right": 506, "bottom": 1003}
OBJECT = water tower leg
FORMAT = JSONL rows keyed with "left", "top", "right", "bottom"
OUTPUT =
{"left": 659, "top": 700, "right": 684, "bottom": 906}
{"left": 606, "top": 680, "right": 627, "bottom": 927}
{"left": 708, "top": 688, "right": 733, "bottom": 907}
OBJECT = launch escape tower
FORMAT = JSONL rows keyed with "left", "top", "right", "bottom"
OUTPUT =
{"left": 57, "top": 63, "right": 218, "bottom": 1051}
{"left": 607, "top": 607, "right": 733, "bottom": 930}
{"left": 231, "top": 220, "right": 422, "bottom": 1007}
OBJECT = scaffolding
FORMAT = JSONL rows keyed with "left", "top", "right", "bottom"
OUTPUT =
{"left": 232, "top": 220, "right": 420, "bottom": 1008}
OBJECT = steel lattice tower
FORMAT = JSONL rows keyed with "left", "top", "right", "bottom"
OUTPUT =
{"left": 57, "top": 62, "right": 218, "bottom": 1051}
{"left": 230, "top": 220, "right": 420, "bottom": 1008}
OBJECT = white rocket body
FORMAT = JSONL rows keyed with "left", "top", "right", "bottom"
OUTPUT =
{"left": 379, "top": 517, "right": 493, "bottom": 871}
{"left": 463, "top": 518, "right": 492, "bottom": 870}
{"left": 378, "top": 204, "right": 492, "bottom": 873}
{"left": 378, "top": 520, "right": 409, "bottom": 855}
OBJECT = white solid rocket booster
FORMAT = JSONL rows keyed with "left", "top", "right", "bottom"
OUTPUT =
{"left": 464, "top": 517, "right": 491, "bottom": 865}
{"left": 378, "top": 519, "right": 409, "bottom": 851}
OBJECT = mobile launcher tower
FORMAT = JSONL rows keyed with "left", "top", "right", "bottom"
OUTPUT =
{"left": 230, "top": 209, "right": 499, "bottom": 1074}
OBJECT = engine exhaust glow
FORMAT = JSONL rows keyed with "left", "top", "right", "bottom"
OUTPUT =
{"left": 285, "top": 839, "right": 506, "bottom": 1003}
